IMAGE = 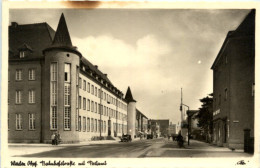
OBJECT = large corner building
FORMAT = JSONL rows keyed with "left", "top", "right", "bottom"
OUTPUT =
{"left": 211, "top": 10, "right": 255, "bottom": 149}
{"left": 8, "top": 14, "right": 147, "bottom": 143}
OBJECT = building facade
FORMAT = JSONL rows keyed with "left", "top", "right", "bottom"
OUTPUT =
{"left": 168, "top": 123, "right": 176, "bottom": 136}
{"left": 151, "top": 119, "right": 169, "bottom": 137}
{"left": 211, "top": 10, "right": 255, "bottom": 149}
{"left": 8, "top": 13, "right": 143, "bottom": 143}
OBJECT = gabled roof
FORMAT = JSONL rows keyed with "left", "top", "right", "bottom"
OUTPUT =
{"left": 9, "top": 22, "right": 55, "bottom": 59}
{"left": 125, "top": 86, "right": 136, "bottom": 103}
{"left": 18, "top": 43, "right": 33, "bottom": 51}
{"left": 81, "top": 57, "right": 113, "bottom": 85}
{"left": 52, "top": 13, "right": 73, "bottom": 47}
{"left": 211, "top": 9, "right": 255, "bottom": 70}
{"left": 43, "top": 13, "right": 82, "bottom": 57}
{"left": 136, "top": 109, "right": 148, "bottom": 119}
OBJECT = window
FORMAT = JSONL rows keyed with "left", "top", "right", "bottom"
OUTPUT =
{"left": 100, "top": 105, "right": 103, "bottom": 115}
{"left": 87, "top": 118, "right": 90, "bottom": 132}
{"left": 101, "top": 91, "right": 103, "bottom": 99}
{"left": 225, "top": 89, "right": 228, "bottom": 100}
{"left": 64, "top": 107, "right": 71, "bottom": 130}
{"left": 76, "top": 66, "right": 79, "bottom": 86}
{"left": 51, "top": 107, "right": 57, "bottom": 130}
{"left": 50, "top": 63, "right": 57, "bottom": 130}
{"left": 91, "top": 118, "right": 94, "bottom": 132}
{"left": 16, "top": 90, "right": 22, "bottom": 104}
{"left": 28, "top": 113, "right": 35, "bottom": 130}
{"left": 79, "top": 96, "right": 81, "bottom": 109}
{"left": 104, "top": 106, "right": 106, "bottom": 116}
{"left": 83, "top": 80, "right": 86, "bottom": 91}
{"left": 95, "top": 102, "right": 97, "bottom": 113}
{"left": 104, "top": 92, "right": 106, "bottom": 101}
{"left": 20, "top": 51, "right": 25, "bottom": 58}
{"left": 64, "top": 84, "right": 71, "bottom": 106}
{"left": 78, "top": 116, "right": 81, "bottom": 131}
{"left": 28, "top": 69, "right": 35, "bottom": 80}
{"left": 16, "top": 69, "right": 22, "bottom": 81}
{"left": 95, "top": 87, "right": 97, "bottom": 96}
{"left": 91, "top": 101, "right": 94, "bottom": 112}
{"left": 28, "top": 90, "right": 35, "bottom": 103}
{"left": 64, "top": 64, "right": 71, "bottom": 82}
{"left": 91, "top": 85, "right": 94, "bottom": 95}
{"left": 87, "top": 83, "right": 90, "bottom": 93}
{"left": 16, "top": 114, "right": 22, "bottom": 130}
{"left": 98, "top": 120, "right": 100, "bottom": 132}
{"left": 83, "top": 117, "right": 86, "bottom": 132}
{"left": 95, "top": 119, "right": 97, "bottom": 132}
{"left": 79, "top": 77, "right": 82, "bottom": 89}
{"left": 98, "top": 89, "right": 100, "bottom": 98}
{"left": 83, "top": 98, "right": 86, "bottom": 110}
{"left": 104, "top": 121, "right": 106, "bottom": 133}
{"left": 87, "top": 99, "right": 90, "bottom": 111}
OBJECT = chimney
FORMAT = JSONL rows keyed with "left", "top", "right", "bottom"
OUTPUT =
{"left": 94, "top": 65, "right": 98, "bottom": 69}
{"left": 11, "top": 22, "right": 18, "bottom": 28}
{"left": 104, "top": 74, "right": 107, "bottom": 77}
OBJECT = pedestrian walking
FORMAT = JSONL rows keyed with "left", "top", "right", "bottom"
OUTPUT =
{"left": 55, "top": 131, "right": 61, "bottom": 145}
{"left": 51, "top": 132, "right": 56, "bottom": 145}
{"left": 176, "top": 133, "right": 184, "bottom": 148}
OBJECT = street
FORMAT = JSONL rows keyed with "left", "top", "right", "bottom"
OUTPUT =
{"left": 9, "top": 138, "right": 252, "bottom": 158}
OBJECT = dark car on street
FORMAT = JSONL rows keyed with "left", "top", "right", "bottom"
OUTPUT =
{"left": 147, "top": 134, "right": 153, "bottom": 139}
{"left": 121, "top": 135, "right": 132, "bottom": 142}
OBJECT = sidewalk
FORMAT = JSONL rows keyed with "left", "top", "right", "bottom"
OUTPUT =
{"left": 164, "top": 139, "right": 253, "bottom": 157}
{"left": 8, "top": 139, "right": 120, "bottom": 157}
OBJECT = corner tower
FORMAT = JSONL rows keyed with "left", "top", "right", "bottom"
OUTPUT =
{"left": 42, "top": 13, "right": 81, "bottom": 143}
{"left": 125, "top": 87, "right": 136, "bottom": 138}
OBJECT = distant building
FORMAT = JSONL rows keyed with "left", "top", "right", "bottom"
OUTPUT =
{"left": 136, "top": 109, "right": 148, "bottom": 135}
{"left": 187, "top": 110, "right": 201, "bottom": 139}
{"left": 168, "top": 123, "right": 176, "bottom": 135}
{"left": 211, "top": 10, "right": 255, "bottom": 149}
{"left": 149, "top": 120, "right": 160, "bottom": 137}
{"left": 151, "top": 119, "right": 169, "bottom": 137}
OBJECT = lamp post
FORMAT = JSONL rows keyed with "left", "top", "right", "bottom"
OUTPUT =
{"left": 180, "top": 103, "right": 190, "bottom": 145}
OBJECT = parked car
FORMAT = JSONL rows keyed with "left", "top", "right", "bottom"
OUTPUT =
{"left": 121, "top": 134, "right": 132, "bottom": 142}
{"left": 147, "top": 134, "right": 153, "bottom": 139}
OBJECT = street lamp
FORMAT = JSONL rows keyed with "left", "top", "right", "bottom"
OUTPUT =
{"left": 180, "top": 103, "right": 190, "bottom": 145}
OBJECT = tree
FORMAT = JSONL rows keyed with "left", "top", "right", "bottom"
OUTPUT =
{"left": 196, "top": 94, "right": 213, "bottom": 142}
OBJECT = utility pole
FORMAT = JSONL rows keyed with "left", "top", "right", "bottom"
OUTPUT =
{"left": 180, "top": 88, "right": 190, "bottom": 145}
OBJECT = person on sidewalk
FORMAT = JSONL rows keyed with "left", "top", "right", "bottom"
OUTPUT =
{"left": 51, "top": 132, "right": 56, "bottom": 145}
{"left": 176, "top": 133, "right": 184, "bottom": 148}
{"left": 55, "top": 131, "right": 61, "bottom": 145}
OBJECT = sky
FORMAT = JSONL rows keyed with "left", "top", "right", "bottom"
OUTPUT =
{"left": 9, "top": 8, "right": 250, "bottom": 125}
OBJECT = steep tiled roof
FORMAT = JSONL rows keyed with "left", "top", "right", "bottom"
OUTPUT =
{"left": 125, "top": 86, "right": 136, "bottom": 103}
{"left": 52, "top": 13, "right": 73, "bottom": 47}
{"left": 44, "top": 13, "right": 82, "bottom": 57}
{"left": 9, "top": 22, "right": 55, "bottom": 59}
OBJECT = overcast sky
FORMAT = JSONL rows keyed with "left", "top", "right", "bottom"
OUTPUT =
{"left": 10, "top": 9, "right": 250, "bottom": 125}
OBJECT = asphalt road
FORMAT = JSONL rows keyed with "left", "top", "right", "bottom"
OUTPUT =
{"left": 15, "top": 138, "right": 252, "bottom": 158}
